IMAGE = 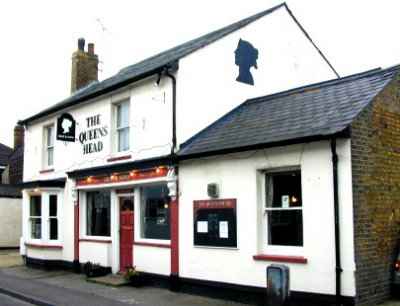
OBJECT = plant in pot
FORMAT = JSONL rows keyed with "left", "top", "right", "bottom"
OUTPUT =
{"left": 83, "top": 261, "right": 108, "bottom": 278}
{"left": 123, "top": 266, "right": 143, "bottom": 287}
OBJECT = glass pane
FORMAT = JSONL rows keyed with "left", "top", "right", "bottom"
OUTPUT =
{"left": 47, "top": 126, "right": 54, "bottom": 146}
{"left": 49, "top": 195, "right": 57, "bottom": 217}
{"left": 31, "top": 219, "right": 41, "bottom": 239}
{"left": 266, "top": 171, "right": 302, "bottom": 208}
{"left": 117, "top": 102, "right": 129, "bottom": 128}
{"left": 140, "top": 185, "right": 170, "bottom": 240}
{"left": 267, "top": 210, "right": 303, "bottom": 246}
{"left": 30, "top": 196, "right": 41, "bottom": 217}
{"left": 118, "top": 128, "right": 130, "bottom": 152}
{"left": 47, "top": 147, "right": 54, "bottom": 166}
{"left": 86, "top": 191, "right": 111, "bottom": 236}
{"left": 50, "top": 219, "right": 58, "bottom": 240}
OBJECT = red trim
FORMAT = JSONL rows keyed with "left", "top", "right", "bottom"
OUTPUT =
{"left": 170, "top": 194, "right": 179, "bottom": 275}
{"left": 107, "top": 155, "right": 132, "bottom": 162}
{"left": 76, "top": 166, "right": 169, "bottom": 187}
{"left": 39, "top": 169, "right": 54, "bottom": 174}
{"left": 253, "top": 254, "right": 308, "bottom": 264}
{"left": 116, "top": 188, "right": 134, "bottom": 194}
{"left": 79, "top": 239, "right": 112, "bottom": 244}
{"left": 133, "top": 241, "right": 171, "bottom": 248}
{"left": 25, "top": 243, "right": 63, "bottom": 249}
{"left": 74, "top": 195, "right": 79, "bottom": 261}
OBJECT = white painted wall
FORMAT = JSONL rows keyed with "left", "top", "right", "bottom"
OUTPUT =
{"left": 178, "top": 140, "right": 356, "bottom": 297}
{"left": 0, "top": 197, "right": 21, "bottom": 247}
{"left": 176, "top": 6, "right": 336, "bottom": 145}
{"left": 134, "top": 245, "right": 171, "bottom": 276}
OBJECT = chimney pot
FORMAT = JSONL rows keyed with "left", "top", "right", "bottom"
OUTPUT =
{"left": 78, "top": 38, "right": 85, "bottom": 51}
{"left": 13, "top": 124, "right": 24, "bottom": 149}
{"left": 88, "top": 43, "right": 95, "bottom": 55}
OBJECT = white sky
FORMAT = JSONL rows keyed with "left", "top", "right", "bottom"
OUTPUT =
{"left": 0, "top": 0, "right": 399, "bottom": 147}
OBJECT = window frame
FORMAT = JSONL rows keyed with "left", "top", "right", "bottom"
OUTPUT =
{"left": 29, "top": 195, "right": 42, "bottom": 241}
{"left": 114, "top": 100, "right": 130, "bottom": 153}
{"left": 48, "top": 194, "right": 59, "bottom": 241}
{"left": 261, "top": 167, "right": 304, "bottom": 253}
{"left": 26, "top": 190, "right": 62, "bottom": 245}
{"left": 44, "top": 124, "right": 55, "bottom": 168}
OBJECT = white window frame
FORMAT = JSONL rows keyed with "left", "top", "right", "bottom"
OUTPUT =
{"left": 134, "top": 184, "right": 171, "bottom": 245}
{"left": 48, "top": 194, "right": 59, "bottom": 241}
{"left": 114, "top": 100, "right": 130, "bottom": 153}
{"left": 260, "top": 167, "right": 304, "bottom": 255}
{"left": 44, "top": 124, "right": 55, "bottom": 168}
{"left": 29, "top": 194, "right": 42, "bottom": 241}
{"left": 26, "top": 190, "right": 62, "bottom": 245}
{"left": 80, "top": 189, "right": 112, "bottom": 241}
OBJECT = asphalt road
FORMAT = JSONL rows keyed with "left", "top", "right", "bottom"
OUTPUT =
{"left": 0, "top": 293, "right": 34, "bottom": 306}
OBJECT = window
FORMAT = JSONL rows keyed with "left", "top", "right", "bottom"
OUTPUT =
{"left": 115, "top": 101, "right": 130, "bottom": 152}
{"left": 45, "top": 125, "right": 54, "bottom": 167}
{"left": 30, "top": 196, "right": 42, "bottom": 239}
{"left": 86, "top": 191, "right": 111, "bottom": 237}
{"left": 140, "top": 185, "right": 170, "bottom": 240}
{"left": 265, "top": 170, "right": 303, "bottom": 247}
{"left": 49, "top": 195, "right": 58, "bottom": 240}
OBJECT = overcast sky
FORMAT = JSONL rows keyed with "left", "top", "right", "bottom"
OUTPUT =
{"left": 0, "top": 0, "right": 399, "bottom": 147}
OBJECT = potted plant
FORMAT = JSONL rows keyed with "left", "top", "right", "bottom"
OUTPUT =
{"left": 123, "top": 266, "right": 143, "bottom": 287}
{"left": 83, "top": 261, "right": 108, "bottom": 278}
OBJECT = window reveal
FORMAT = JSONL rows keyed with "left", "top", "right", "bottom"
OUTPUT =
{"left": 193, "top": 199, "right": 237, "bottom": 247}
{"left": 265, "top": 170, "right": 303, "bottom": 247}
{"left": 86, "top": 191, "right": 111, "bottom": 237}
{"left": 140, "top": 185, "right": 170, "bottom": 240}
{"left": 30, "top": 195, "right": 42, "bottom": 239}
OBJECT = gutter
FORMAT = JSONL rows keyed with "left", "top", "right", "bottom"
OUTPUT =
{"left": 330, "top": 138, "right": 343, "bottom": 306}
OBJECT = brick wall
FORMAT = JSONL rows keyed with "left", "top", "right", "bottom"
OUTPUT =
{"left": 351, "top": 73, "right": 400, "bottom": 305}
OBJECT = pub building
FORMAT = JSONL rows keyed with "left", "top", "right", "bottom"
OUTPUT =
{"left": 17, "top": 4, "right": 400, "bottom": 306}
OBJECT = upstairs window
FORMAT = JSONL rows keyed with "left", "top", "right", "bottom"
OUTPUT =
{"left": 265, "top": 169, "right": 303, "bottom": 247}
{"left": 115, "top": 101, "right": 130, "bottom": 152}
{"left": 30, "top": 195, "right": 42, "bottom": 239}
{"left": 45, "top": 125, "right": 54, "bottom": 167}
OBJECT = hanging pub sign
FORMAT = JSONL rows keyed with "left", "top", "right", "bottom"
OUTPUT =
{"left": 56, "top": 113, "right": 76, "bottom": 142}
{"left": 79, "top": 114, "right": 108, "bottom": 155}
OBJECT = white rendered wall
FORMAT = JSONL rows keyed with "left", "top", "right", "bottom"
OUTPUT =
{"left": 0, "top": 197, "right": 21, "bottom": 247}
{"left": 176, "top": 6, "right": 336, "bottom": 146}
{"left": 178, "top": 140, "right": 355, "bottom": 297}
{"left": 134, "top": 246, "right": 171, "bottom": 276}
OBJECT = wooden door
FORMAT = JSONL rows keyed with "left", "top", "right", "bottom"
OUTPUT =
{"left": 119, "top": 197, "right": 134, "bottom": 272}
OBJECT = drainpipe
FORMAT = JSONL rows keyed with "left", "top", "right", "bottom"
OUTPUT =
{"left": 331, "top": 138, "right": 343, "bottom": 306}
{"left": 163, "top": 63, "right": 178, "bottom": 155}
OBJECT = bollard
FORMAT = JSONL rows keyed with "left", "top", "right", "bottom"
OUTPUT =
{"left": 266, "top": 264, "right": 290, "bottom": 306}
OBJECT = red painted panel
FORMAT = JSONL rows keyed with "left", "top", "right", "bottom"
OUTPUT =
{"left": 170, "top": 195, "right": 179, "bottom": 275}
{"left": 107, "top": 155, "right": 132, "bottom": 162}
{"left": 253, "top": 254, "right": 308, "bottom": 264}
{"left": 120, "top": 202, "right": 134, "bottom": 272}
{"left": 25, "top": 243, "right": 63, "bottom": 249}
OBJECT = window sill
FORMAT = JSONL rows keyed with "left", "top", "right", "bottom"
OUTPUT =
{"left": 79, "top": 238, "right": 112, "bottom": 244}
{"left": 39, "top": 168, "right": 54, "bottom": 174}
{"left": 194, "top": 245, "right": 238, "bottom": 250}
{"left": 133, "top": 241, "right": 171, "bottom": 248}
{"left": 107, "top": 155, "right": 132, "bottom": 162}
{"left": 25, "top": 242, "right": 63, "bottom": 249}
{"left": 253, "top": 254, "right": 307, "bottom": 264}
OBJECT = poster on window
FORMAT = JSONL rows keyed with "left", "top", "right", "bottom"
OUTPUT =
{"left": 197, "top": 221, "right": 208, "bottom": 233}
{"left": 219, "top": 221, "right": 229, "bottom": 238}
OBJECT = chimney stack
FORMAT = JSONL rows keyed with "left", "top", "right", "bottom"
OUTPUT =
{"left": 70, "top": 38, "right": 99, "bottom": 94}
{"left": 13, "top": 124, "right": 24, "bottom": 150}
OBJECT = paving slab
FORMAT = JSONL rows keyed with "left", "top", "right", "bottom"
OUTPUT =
{"left": 87, "top": 274, "right": 130, "bottom": 287}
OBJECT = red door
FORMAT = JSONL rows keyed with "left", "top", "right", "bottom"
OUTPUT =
{"left": 120, "top": 197, "right": 134, "bottom": 272}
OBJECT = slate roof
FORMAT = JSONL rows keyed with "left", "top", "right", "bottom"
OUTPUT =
{"left": 179, "top": 66, "right": 400, "bottom": 158}
{"left": 0, "top": 143, "right": 13, "bottom": 167}
{"left": 20, "top": 3, "right": 285, "bottom": 125}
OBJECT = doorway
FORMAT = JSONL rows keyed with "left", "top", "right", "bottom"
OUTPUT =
{"left": 119, "top": 196, "right": 134, "bottom": 272}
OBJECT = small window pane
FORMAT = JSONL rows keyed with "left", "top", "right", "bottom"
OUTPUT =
{"left": 140, "top": 185, "right": 170, "bottom": 240}
{"left": 31, "top": 219, "right": 41, "bottom": 239}
{"left": 49, "top": 195, "right": 57, "bottom": 217}
{"left": 47, "top": 147, "right": 54, "bottom": 166}
{"left": 117, "top": 102, "right": 129, "bottom": 128}
{"left": 47, "top": 126, "right": 54, "bottom": 147}
{"left": 267, "top": 210, "right": 303, "bottom": 246}
{"left": 266, "top": 171, "right": 302, "bottom": 208}
{"left": 50, "top": 219, "right": 58, "bottom": 240}
{"left": 30, "top": 196, "right": 41, "bottom": 217}
{"left": 118, "top": 128, "right": 130, "bottom": 152}
{"left": 87, "top": 191, "right": 111, "bottom": 237}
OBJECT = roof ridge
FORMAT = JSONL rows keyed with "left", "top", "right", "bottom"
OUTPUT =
{"left": 246, "top": 66, "right": 399, "bottom": 105}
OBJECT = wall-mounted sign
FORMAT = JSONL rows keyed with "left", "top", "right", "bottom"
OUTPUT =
{"left": 56, "top": 113, "right": 76, "bottom": 142}
{"left": 78, "top": 114, "right": 108, "bottom": 155}
{"left": 234, "top": 38, "right": 259, "bottom": 86}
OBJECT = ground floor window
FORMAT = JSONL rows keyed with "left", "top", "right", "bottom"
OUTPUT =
{"left": 30, "top": 195, "right": 42, "bottom": 239}
{"left": 140, "top": 184, "right": 170, "bottom": 240}
{"left": 265, "top": 169, "right": 303, "bottom": 247}
{"left": 49, "top": 195, "right": 58, "bottom": 240}
{"left": 86, "top": 191, "right": 111, "bottom": 237}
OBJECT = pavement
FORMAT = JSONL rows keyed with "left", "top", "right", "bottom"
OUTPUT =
{"left": 0, "top": 249, "right": 23, "bottom": 268}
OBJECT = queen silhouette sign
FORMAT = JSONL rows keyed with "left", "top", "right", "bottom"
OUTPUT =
{"left": 56, "top": 113, "right": 76, "bottom": 142}
{"left": 234, "top": 38, "right": 259, "bottom": 86}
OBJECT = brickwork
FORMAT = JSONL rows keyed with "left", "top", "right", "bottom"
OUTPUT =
{"left": 70, "top": 46, "right": 98, "bottom": 93}
{"left": 351, "top": 73, "right": 400, "bottom": 305}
